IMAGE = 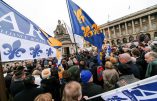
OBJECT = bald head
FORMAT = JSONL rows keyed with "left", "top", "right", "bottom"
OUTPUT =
{"left": 118, "top": 53, "right": 131, "bottom": 64}
{"left": 145, "top": 52, "right": 157, "bottom": 63}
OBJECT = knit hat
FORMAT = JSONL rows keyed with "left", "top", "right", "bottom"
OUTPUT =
{"left": 80, "top": 70, "right": 92, "bottom": 84}
{"left": 41, "top": 68, "right": 51, "bottom": 79}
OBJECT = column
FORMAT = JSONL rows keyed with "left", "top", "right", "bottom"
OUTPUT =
{"left": 132, "top": 20, "right": 135, "bottom": 34}
{"left": 148, "top": 15, "right": 152, "bottom": 30}
{"left": 108, "top": 27, "right": 111, "bottom": 39}
{"left": 119, "top": 24, "right": 122, "bottom": 36}
{"left": 139, "top": 18, "right": 143, "bottom": 30}
{"left": 113, "top": 26, "right": 116, "bottom": 37}
{"left": 125, "top": 22, "right": 128, "bottom": 35}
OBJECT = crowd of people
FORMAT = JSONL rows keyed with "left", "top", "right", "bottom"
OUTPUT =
{"left": 2, "top": 38, "right": 157, "bottom": 101}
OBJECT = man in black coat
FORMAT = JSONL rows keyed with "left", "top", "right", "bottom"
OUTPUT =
{"left": 80, "top": 70, "right": 104, "bottom": 101}
{"left": 40, "top": 68, "right": 61, "bottom": 101}
{"left": 13, "top": 75, "right": 43, "bottom": 101}
{"left": 118, "top": 53, "right": 141, "bottom": 79}
{"left": 10, "top": 67, "right": 26, "bottom": 97}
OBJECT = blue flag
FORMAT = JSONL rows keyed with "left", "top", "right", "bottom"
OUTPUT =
{"left": 66, "top": 0, "right": 104, "bottom": 49}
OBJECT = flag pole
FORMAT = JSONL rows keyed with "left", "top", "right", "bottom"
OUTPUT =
{"left": 66, "top": 0, "right": 78, "bottom": 54}
{"left": 0, "top": 53, "right": 7, "bottom": 101}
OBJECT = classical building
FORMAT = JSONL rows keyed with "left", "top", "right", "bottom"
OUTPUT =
{"left": 100, "top": 4, "right": 157, "bottom": 46}
{"left": 54, "top": 20, "right": 76, "bottom": 56}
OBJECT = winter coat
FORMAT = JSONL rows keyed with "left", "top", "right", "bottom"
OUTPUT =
{"left": 13, "top": 84, "right": 43, "bottom": 101}
{"left": 102, "top": 68, "right": 119, "bottom": 91}
{"left": 40, "top": 77, "right": 61, "bottom": 101}
{"left": 82, "top": 83, "right": 104, "bottom": 101}
{"left": 10, "top": 80, "right": 25, "bottom": 97}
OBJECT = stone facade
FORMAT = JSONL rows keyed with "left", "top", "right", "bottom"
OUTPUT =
{"left": 100, "top": 4, "right": 157, "bottom": 46}
{"left": 54, "top": 20, "right": 76, "bottom": 56}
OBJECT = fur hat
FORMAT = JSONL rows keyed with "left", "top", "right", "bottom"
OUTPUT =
{"left": 41, "top": 68, "right": 51, "bottom": 79}
{"left": 80, "top": 70, "right": 92, "bottom": 84}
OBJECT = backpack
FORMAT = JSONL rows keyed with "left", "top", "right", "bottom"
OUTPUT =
{"left": 97, "top": 66, "right": 104, "bottom": 81}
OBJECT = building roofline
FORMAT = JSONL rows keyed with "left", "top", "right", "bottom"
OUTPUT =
{"left": 100, "top": 4, "right": 157, "bottom": 28}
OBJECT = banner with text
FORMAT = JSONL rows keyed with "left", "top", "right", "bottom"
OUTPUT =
{"left": 0, "top": 1, "right": 62, "bottom": 62}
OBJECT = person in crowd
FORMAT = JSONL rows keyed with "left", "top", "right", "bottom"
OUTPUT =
{"left": 102, "top": 61, "right": 119, "bottom": 91}
{"left": 60, "top": 70, "right": 72, "bottom": 97}
{"left": 67, "top": 57, "right": 74, "bottom": 67}
{"left": 10, "top": 66, "right": 26, "bottom": 97}
{"left": 62, "top": 81, "right": 87, "bottom": 101}
{"left": 145, "top": 52, "right": 157, "bottom": 78}
{"left": 11, "top": 63, "right": 17, "bottom": 71}
{"left": 131, "top": 48, "right": 145, "bottom": 79}
{"left": 109, "top": 57, "right": 118, "bottom": 70}
{"left": 118, "top": 53, "right": 141, "bottom": 79}
{"left": 61, "top": 59, "right": 69, "bottom": 70}
{"left": 32, "top": 70, "right": 42, "bottom": 86}
{"left": 48, "top": 61, "right": 53, "bottom": 68}
{"left": 34, "top": 93, "right": 53, "bottom": 101}
{"left": 80, "top": 70, "right": 104, "bottom": 101}
{"left": 36, "top": 63, "right": 43, "bottom": 71}
{"left": 79, "top": 60, "right": 88, "bottom": 71}
{"left": 116, "top": 64, "right": 139, "bottom": 87}
{"left": 67, "top": 59, "right": 80, "bottom": 81}
{"left": 137, "top": 43, "right": 149, "bottom": 76}
{"left": 5, "top": 68, "right": 13, "bottom": 100}
{"left": 26, "top": 60, "right": 34, "bottom": 73}
{"left": 40, "top": 68, "right": 61, "bottom": 101}
{"left": 13, "top": 75, "right": 43, "bottom": 101}
{"left": 90, "top": 58, "right": 103, "bottom": 86}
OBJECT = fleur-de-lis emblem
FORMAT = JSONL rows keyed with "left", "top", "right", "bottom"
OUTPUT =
{"left": 74, "top": 9, "right": 85, "bottom": 23}
{"left": 2, "top": 40, "right": 26, "bottom": 60}
{"left": 30, "top": 44, "right": 43, "bottom": 58}
{"left": 81, "top": 26, "right": 93, "bottom": 37}
{"left": 46, "top": 48, "right": 53, "bottom": 57}
{"left": 92, "top": 24, "right": 100, "bottom": 35}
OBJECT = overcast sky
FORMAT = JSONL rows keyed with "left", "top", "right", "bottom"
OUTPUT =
{"left": 3, "top": 0, "right": 157, "bottom": 36}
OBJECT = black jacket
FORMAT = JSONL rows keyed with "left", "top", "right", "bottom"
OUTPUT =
{"left": 10, "top": 80, "right": 25, "bottom": 97}
{"left": 13, "top": 84, "right": 43, "bottom": 101}
{"left": 82, "top": 83, "right": 104, "bottom": 101}
{"left": 126, "top": 61, "right": 141, "bottom": 79}
{"left": 41, "top": 77, "right": 61, "bottom": 101}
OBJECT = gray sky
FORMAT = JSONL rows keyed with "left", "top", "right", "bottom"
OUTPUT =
{"left": 3, "top": 0, "right": 157, "bottom": 36}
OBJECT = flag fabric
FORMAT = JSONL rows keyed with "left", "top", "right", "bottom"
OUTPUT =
{"left": 66, "top": 0, "right": 104, "bottom": 64}
{"left": 65, "top": 22, "right": 84, "bottom": 48}
{"left": 66, "top": 0, "right": 104, "bottom": 49}
{"left": 101, "top": 75, "right": 157, "bottom": 101}
{"left": 106, "top": 44, "right": 111, "bottom": 57}
{"left": 0, "top": 1, "right": 62, "bottom": 62}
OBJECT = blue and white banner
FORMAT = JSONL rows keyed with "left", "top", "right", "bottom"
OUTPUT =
{"left": 0, "top": 1, "right": 62, "bottom": 62}
{"left": 101, "top": 75, "right": 157, "bottom": 101}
